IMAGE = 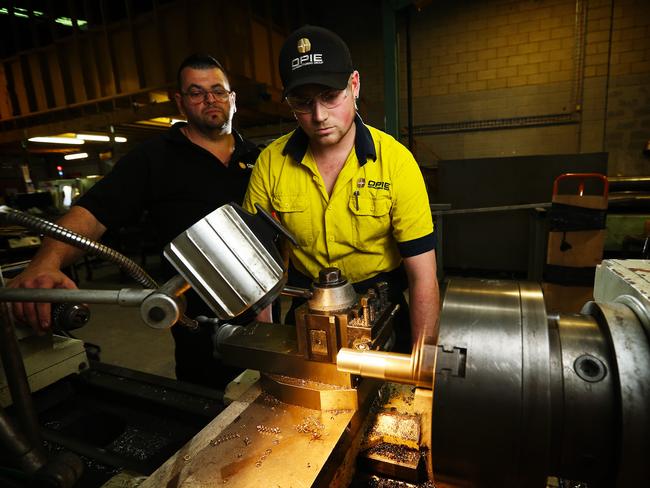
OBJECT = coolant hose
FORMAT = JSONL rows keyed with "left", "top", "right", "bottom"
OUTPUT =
{"left": 0, "top": 206, "right": 158, "bottom": 289}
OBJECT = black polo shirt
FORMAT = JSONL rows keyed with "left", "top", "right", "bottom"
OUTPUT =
{"left": 74, "top": 124, "right": 260, "bottom": 388}
{"left": 77, "top": 123, "right": 259, "bottom": 251}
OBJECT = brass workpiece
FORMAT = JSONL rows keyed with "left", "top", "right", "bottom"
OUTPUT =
{"left": 337, "top": 338, "right": 436, "bottom": 389}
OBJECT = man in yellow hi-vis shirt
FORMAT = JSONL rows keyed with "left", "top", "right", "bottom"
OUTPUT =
{"left": 244, "top": 25, "right": 439, "bottom": 350}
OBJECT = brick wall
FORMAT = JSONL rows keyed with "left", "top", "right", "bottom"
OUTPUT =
{"left": 325, "top": 0, "right": 649, "bottom": 176}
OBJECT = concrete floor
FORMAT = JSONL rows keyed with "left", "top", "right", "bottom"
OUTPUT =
{"left": 71, "top": 259, "right": 176, "bottom": 380}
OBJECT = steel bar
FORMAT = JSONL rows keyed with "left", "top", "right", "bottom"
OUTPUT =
{"left": 430, "top": 202, "right": 551, "bottom": 215}
{"left": 0, "top": 302, "right": 46, "bottom": 466}
{"left": 0, "top": 288, "right": 153, "bottom": 305}
{"left": 0, "top": 406, "right": 46, "bottom": 473}
{"left": 281, "top": 286, "right": 313, "bottom": 299}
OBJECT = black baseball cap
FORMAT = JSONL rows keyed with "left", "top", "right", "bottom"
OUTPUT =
{"left": 279, "top": 25, "right": 354, "bottom": 98}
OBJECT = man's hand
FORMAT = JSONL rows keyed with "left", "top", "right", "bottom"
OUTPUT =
{"left": 5, "top": 205, "right": 106, "bottom": 333}
{"left": 7, "top": 266, "right": 78, "bottom": 333}
{"left": 255, "top": 303, "right": 273, "bottom": 323}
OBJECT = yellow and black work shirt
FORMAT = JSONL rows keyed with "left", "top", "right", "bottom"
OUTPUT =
{"left": 243, "top": 115, "right": 434, "bottom": 284}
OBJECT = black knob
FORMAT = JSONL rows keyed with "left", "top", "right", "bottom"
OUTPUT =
{"left": 52, "top": 303, "right": 90, "bottom": 331}
{"left": 319, "top": 267, "right": 341, "bottom": 285}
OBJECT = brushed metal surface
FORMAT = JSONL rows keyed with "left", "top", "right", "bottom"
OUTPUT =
{"left": 164, "top": 204, "right": 285, "bottom": 319}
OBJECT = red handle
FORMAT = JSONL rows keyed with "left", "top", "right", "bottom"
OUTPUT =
{"left": 552, "top": 173, "right": 609, "bottom": 198}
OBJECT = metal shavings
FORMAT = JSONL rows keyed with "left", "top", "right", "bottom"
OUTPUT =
{"left": 256, "top": 424, "right": 281, "bottom": 434}
{"left": 183, "top": 454, "right": 192, "bottom": 462}
{"left": 254, "top": 448, "right": 272, "bottom": 468}
{"left": 106, "top": 426, "right": 169, "bottom": 461}
{"left": 210, "top": 432, "right": 241, "bottom": 446}
{"left": 295, "top": 416, "right": 325, "bottom": 440}
{"left": 272, "top": 439, "right": 280, "bottom": 445}
{"left": 367, "top": 442, "right": 420, "bottom": 464}
{"left": 243, "top": 436, "right": 251, "bottom": 446}
{"left": 368, "top": 475, "right": 435, "bottom": 487}
{"left": 328, "top": 409, "right": 351, "bottom": 416}
{"left": 261, "top": 392, "right": 281, "bottom": 407}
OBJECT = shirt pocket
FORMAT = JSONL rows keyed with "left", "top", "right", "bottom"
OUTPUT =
{"left": 348, "top": 194, "right": 392, "bottom": 249}
{"left": 272, "top": 193, "right": 313, "bottom": 245}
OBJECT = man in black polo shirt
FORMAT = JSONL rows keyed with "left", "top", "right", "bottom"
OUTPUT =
{"left": 9, "top": 54, "right": 259, "bottom": 389}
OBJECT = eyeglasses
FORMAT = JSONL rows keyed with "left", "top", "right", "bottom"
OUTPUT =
{"left": 182, "top": 87, "right": 232, "bottom": 104}
{"left": 285, "top": 85, "right": 350, "bottom": 114}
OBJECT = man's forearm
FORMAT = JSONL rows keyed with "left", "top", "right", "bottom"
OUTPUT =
{"left": 409, "top": 277, "right": 440, "bottom": 344}
{"left": 30, "top": 206, "right": 107, "bottom": 270}
{"left": 404, "top": 250, "right": 440, "bottom": 344}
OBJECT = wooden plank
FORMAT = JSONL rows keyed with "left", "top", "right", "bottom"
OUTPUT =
{"left": 100, "top": 0, "right": 120, "bottom": 93}
{"left": 0, "top": 64, "right": 14, "bottom": 119}
{"left": 9, "top": 60, "right": 30, "bottom": 115}
{"left": 92, "top": 34, "right": 116, "bottom": 97}
{"left": 60, "top": 39, "right": 88, "bottom": 103}
{"left": 28, "top": 54, "right": 48, "bottom": 112}
{"left": 152, "top": 0, "right": 172, "bottom": 82}
{"left": 136, "top": 18, "right": 166, "bottom": 89}
{"left": 111, "top": 29, "right": 140, "bottom": 93}
{"left": 125, "top": 0, "right": 146, "bottom": 89}
{"left": 251, "top": 20, "right": 273, "bottom": 86}
{"left": 68, "top": 0, "right": 92, "bottom": 101}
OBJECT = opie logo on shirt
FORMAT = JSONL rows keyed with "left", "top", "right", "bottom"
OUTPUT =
{"left": 367, "top": 180, "right": 391, "bottom": 191}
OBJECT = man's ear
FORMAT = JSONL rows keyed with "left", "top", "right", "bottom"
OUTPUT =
{"left": 174, "top": 92, "right": 185, "bottom": 117}
{"left": 352, "top": 70, "right": 361, "bottom": 99}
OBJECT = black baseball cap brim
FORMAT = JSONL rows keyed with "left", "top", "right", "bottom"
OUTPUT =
{"left": 283, "top": 71, "right": 350, "bottom": 98}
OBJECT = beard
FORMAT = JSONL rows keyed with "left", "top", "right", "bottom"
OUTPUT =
{"left": 188, "top": 103, "right": 233, "bottom": 133}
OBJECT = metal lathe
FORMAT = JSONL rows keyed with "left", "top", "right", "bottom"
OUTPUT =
{"left": 0, "top": 203, "right": 648, "bottom": 487}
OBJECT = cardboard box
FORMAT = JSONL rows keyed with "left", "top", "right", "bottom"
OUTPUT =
{"left": 547, "top": 229, "right": 606, "bottom": 268}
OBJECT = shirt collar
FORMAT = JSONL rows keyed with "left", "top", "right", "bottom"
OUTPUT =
{"left": 282, "top": 113, "right": 377, "bottom": 166}
{"left": 166, "top": 122, "right": 254, "bottom": 155}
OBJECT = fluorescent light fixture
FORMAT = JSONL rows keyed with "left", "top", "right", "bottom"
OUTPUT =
{"left": 76, "top": 134, "right": 127, "bottom": 143}
{"left": 54, "top": 16, "right": 88, "bottom": 28}
{"left": 0, "top": 7, "right": 87, "bottom": 29}
{"left": 29, "top": 136, "right": 85, "bottom": 145}
{"left": 64, "top": 152, "right": 89, "bottom": 160}
{"left": 77, "top": 134, "right": 110, "bottom": 142}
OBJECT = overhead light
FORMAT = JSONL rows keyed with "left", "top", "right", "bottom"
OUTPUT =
{"left": 0, "top": 7, "right": 87, "bottom": 29}
{"left": 29, "top": 136, "right": 84, "bottom": 145}
{"left": 77, "top": 134, "right": 110, "bottom": 142}
{"left": 64, "top": 152, "right": 88, "bottom": 160}
{"left": 76, "top": 134, "right": 127, "bottom": 143}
